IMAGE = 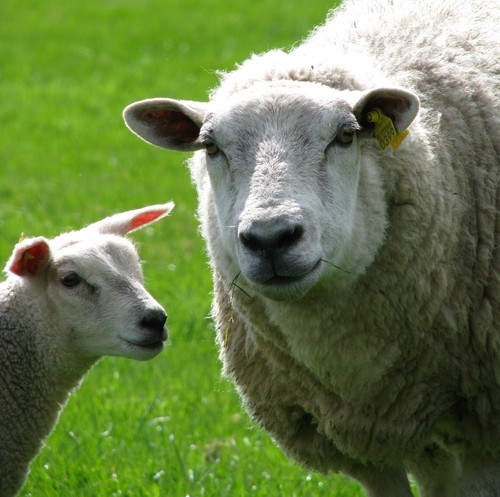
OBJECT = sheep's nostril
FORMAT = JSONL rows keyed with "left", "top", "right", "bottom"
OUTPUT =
{"left": 277, "top": 225, "right": 303, "bottom": 249}
{"left": 239, "top": 231, "right": 263, "bottom": 252}
{"left": 140, "top": 309, "right": 167, "bottom": 334}
{"left": 239, "top": 223, "right": 304, "bottom": 253}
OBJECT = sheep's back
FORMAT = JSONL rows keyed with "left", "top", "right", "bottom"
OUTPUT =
{"left": 214, "top": 0, "right": 499, "bottom": 110}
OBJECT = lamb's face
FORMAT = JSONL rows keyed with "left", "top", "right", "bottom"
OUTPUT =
{"left": 196, "top": 86, "right": 371, "bottom": 301}
{"left": 47, "top": 235, "right": 167, "bottom": 360}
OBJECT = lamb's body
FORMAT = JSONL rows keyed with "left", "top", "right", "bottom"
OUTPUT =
{"left": 124, "top": 1, "right": 500, "bottom": 495}
{"left": 0, "top": 286, "right": 90, "bottom": 494}
{"left": 0, "top": 203, "right": 172, "bottom": 497}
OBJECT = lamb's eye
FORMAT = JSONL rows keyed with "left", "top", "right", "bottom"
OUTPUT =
{"left": 204, "top": 141, "right": 219, "bottom": 156}
{"left": 335, "top": 125, "right": 355, "bottom": 145}
{"left": 60, "top": 272, "right": 82, "bottom": 288}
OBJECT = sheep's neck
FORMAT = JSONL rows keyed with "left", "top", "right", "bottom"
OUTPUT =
{"left": 0, "top": 282, "right": 97, "bottom": 418}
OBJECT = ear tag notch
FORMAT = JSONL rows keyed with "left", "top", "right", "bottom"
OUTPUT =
{"left": 366, "top": 108, "right": 409, "bottom": 150}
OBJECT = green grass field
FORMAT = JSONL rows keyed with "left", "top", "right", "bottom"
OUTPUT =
{"left": 1, "top": 1, "right": 365, "bottom": 495}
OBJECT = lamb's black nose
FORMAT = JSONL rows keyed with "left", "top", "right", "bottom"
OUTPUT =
{"left": 140, "top": 308, "right": 167, "bottom": 335}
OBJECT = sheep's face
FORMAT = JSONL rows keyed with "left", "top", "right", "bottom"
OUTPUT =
{"left": 124, "top": 83, "right": 418, "bottom": 301}
{"left": 199, "top": 87, "right": 364, "bottom": 301}
{"left": 44, "top": 235, "right": 167, "bottom": 360}
{"left": 6, "top": 203, "right": 172, "bottom": 360}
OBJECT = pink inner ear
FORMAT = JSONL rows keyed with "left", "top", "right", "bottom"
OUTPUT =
{"left": 127, "top": 210, "right": 165, "bottom": 232}
{"left": 141, "top": 109, "right": 170, "bottom": 120}
{"left": 139, "top": 108, "right": 200, "bottom": 144}
{"left": 10, "top": 241, "right": 50, "bottom": 276}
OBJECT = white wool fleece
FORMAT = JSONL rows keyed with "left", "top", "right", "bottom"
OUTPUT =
{"left": 123, "top": 0, "right": 499, "bottom": 495}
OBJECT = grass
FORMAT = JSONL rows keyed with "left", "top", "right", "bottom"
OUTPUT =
{"left": 1, "top": 0, "right": 364, "bottom": 495}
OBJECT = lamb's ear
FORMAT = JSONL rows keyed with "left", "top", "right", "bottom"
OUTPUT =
{"left": 123, "top": 98, "right": 208, "bottom": 152}
{"left": 87, "top": 202, "right": 175, "bottom": 236}
{"left": 353, "top": 88, "right": 420, "bottom": 134}
{"left": 6, "top": 237, "right": 51, "bottom": 277}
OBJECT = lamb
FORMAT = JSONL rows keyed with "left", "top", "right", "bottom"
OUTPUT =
{"left": 0, "top": 202, "right": 173, "bottom": 497}
{"left": 122, "top": 0, "right": 500, "bottom": 495}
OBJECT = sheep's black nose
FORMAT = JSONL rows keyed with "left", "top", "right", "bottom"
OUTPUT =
{"left": 140, "top": 308, "right": 167, "bottom": 334}
{"left": 239, "top": 222, "right": 304, "bottom": 255}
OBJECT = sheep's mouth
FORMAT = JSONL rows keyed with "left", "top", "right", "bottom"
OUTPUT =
{"left": 249, "top": 260, "right": 323, "bottom": 301}
{"left": 138, "top": 340, "right": 164, "bottom": 350}
{"left": 120, "top": 336, "right": 165, "bottom": 351}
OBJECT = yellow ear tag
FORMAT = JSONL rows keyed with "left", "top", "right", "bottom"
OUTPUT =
{"left": 366, "top": 108, "right": 409, "bottom": 150}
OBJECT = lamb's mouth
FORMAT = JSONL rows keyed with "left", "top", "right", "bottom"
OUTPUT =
{"left": 121, "top": 336, "right": 166, "bottom": 351}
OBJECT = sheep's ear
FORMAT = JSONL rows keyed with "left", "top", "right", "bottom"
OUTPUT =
{"left": 6, "top": 237, "right": 51, "bottom": 276}
{"left": 353, "top": 88, "right": 420, "bottom": 134}
{"left": 87, "top": 202, "right": 175, "bottom": 236}
{"left": 123, "top": 98, "right": 208, "bottom": 152}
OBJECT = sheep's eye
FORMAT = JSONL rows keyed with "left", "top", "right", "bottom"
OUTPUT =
{"left": 335, "top": 125, "right": 355, "bottom": 146}
{"left": 204, "top": 141, "right": 219, "bottom": 156}
{"left": 60, "top": 272, "right": 82, "bottom": 288}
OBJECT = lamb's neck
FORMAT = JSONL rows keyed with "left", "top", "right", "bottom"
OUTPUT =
{"left": 1, "top": 282, "right": 96, "bottom": 410}
{"left": 0, "top": 306, "right": 95, "bottom": 478}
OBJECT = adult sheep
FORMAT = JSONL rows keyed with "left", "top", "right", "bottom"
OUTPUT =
{"left": 123, "top": 0, "right": 500, "bottom": 495}
{"left": 0, "top": 202, "right": 173, "bottom": 497}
